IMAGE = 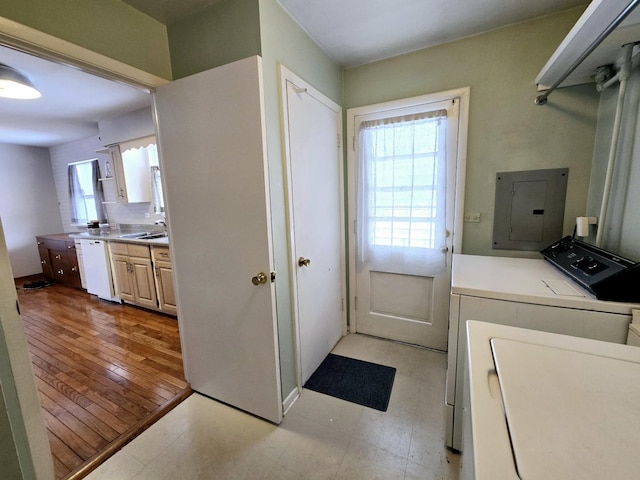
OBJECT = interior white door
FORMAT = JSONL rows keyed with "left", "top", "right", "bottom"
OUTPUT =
{"left": 349, "top": 96, "right": 463, "bottom": 351}
{"left": 282, "top": 69, "right": 345, "bottom": 385}
{"left": 154, "top": 56, "right": 282, "bottom": 423}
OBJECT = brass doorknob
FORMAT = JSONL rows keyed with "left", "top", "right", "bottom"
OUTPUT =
{"left": 251, "top": 272, "right": 268, "bottom": 285}
{"left": 298, "top": 257, "right": 311, "bottom": 267}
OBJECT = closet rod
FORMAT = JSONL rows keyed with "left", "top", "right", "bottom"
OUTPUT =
{"left": 535, "top": 0, "right": 640, "bottom": 106}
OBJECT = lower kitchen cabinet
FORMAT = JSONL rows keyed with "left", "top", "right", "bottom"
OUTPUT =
{"left": 35, "top": 235, "right": 82, "bottom": 289}
{"left": 152, "top": 246, "right": 177, "bottom": 315}
{"left": 109, "top": 242, "right": 157, "bottom": 310}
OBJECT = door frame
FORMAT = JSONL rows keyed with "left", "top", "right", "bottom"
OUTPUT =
{"left": 0, "top": 18, "right": 167, "bottom": 480}
{"left": 346, "top": 88, "right": 470, "bottom": 336}
{"left": 279, "top": 65, "right": 348, "bottom": 398}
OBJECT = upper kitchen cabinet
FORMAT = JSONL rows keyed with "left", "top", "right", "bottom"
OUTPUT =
{"left": 98, "top": 107, "right": 165, "bottom": 211}
{"left": 106, "top": 136, "right": 161, "bottom": 205}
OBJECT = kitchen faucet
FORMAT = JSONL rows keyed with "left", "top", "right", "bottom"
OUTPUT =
{"left": 155, "top": 219, "right": 167, "bottom": 232}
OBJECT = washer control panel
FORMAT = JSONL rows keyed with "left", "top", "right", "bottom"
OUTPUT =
{"left": 541, "top": 236, "right": 640, "bottom": 302}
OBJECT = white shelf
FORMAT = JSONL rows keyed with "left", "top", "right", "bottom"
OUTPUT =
{"left": 536, "top": 0, "right": 640, "bottom": 89}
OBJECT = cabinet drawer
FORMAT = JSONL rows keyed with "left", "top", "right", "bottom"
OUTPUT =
{"left": 128, "top": 244, "right": 150, "bottom": 258}
{"left": 109, "top": 242, "right": 129, "bottom": 255}
{"left": 109, "top": 241, "right": 150, "bottom": 258}
{"left": 44, "top": 239, "right": 66, "bottom": 251}
{"left": 152, "top": 246, "right": 171, "bottom": 262}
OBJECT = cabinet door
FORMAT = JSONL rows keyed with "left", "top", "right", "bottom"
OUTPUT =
{"left": 111, "top": 254, "right": 134, "bottom": 301}
{"left": 65, "top": 241, "right": 82, "bottom": 289}
{"left": 154, "top": 259, "right": 177, "bottom": 315}
{"left": 130, "top": 257, "right": 157, "bottom": 309}
{"left": 36, "top": 241, "right": 52, "bottom": 280}
{"left": 50, "top": 249, "right": 67, "bottom": 284}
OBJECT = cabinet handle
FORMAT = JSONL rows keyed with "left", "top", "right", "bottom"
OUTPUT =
{"left": 71, "top": 266, "right": 77, "bottom": 272}
{"left": 67, "top": 245, "right": 73, "bottom": 249}
{"left": 58, "top": 269, "right": 64, "bottom": 275}
{"left": 55, "top": 254, "right": 62, "bottom": 260}
{"left": 41, "top": 260, "right": 46, "bottom": 265}
{"left": 37, "top": 241, "right": 42, "bottom": 245}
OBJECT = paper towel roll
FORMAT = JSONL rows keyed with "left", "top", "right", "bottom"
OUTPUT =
{"left": 576, "top": 217, "right": 590, "bottom": 237}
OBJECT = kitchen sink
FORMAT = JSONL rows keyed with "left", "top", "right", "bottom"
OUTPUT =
{"left": 116, "top": 232, "right": 150, "bottom": 238}
{"left": 136, "top": 233, "right": 168, "bottom": 240}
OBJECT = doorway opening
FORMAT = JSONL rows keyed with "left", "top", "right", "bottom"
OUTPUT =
{"left": 0, "top": 39, "right": 187, "bottom": 479}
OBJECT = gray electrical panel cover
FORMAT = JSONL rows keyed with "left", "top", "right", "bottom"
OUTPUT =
{"left": 493, "top": 168, "right": 568, "bottom": 251}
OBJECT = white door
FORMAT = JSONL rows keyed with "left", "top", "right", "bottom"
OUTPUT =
{"left": 281, "top": 68, "right": 346, "bottom": 385}
{"left": 347, "top": 91, "right": 468, "bottom": 351}
{"left": 154, "top": 56, "right": 282, "bottom": 423}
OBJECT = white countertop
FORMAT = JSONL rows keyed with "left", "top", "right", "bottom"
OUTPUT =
{"left": 71, "top": 231, "right": 169, "bottom": 246}
{"left": 451, "top": 254, "right": 637, "bottom": 314}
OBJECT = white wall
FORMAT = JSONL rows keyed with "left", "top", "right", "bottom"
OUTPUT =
{"left": 0, "top": 144, "right": 63, "bottom": 278}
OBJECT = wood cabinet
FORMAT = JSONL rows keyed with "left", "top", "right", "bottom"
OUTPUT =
{"left": 152, "top": 246, "right": 177, "bottom": 315}
{"left": 35, "top": 235, "right": 82, "bottom": 289}
{"left": 109, "top": 242, "right": 157, "bottom": 309}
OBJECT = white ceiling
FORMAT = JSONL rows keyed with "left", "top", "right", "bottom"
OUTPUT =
{"left": 1, "top": 0, "right": 589, "bottom": 148}
{"left": 0, "top": 46, "right": 151, "bottom": 147}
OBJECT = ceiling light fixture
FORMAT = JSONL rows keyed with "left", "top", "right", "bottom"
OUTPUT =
{"left": 0, "top": 63, "right": 41, "bottom": 99}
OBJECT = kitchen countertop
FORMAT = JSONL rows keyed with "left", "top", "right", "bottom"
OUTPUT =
{"left": 70, "top": 231, "right": 169, "bottom": 246}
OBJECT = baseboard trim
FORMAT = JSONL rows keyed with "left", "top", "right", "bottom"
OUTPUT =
{"left": 282, "top": 386, "right": 300, "bottom": 415}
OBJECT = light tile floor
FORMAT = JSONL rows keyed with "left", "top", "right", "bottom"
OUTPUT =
{"left": 86, "top": 333, "right": 460, "bottom": 480}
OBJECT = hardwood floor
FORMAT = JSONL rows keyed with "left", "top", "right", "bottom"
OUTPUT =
{"left": 16, "top": 279, "right": 191, "bottom": 480}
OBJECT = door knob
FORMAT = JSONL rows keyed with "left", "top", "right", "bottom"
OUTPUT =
{"left": 440, "top": 247, "right": 449, "bottom": 253}
{"left": 252, "top": 272, "right": 268, "bottom": 285}
{"left": 298, "top": 257, "right": 311, "bottom": 267}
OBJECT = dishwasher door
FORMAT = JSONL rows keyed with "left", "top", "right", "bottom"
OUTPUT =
{"left": 80, "top": 239, "right": 119, "bottom": 302}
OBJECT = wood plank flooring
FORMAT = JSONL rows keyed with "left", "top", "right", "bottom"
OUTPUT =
{"left": 16, "top": 279, "right": 191, "bottom": 480}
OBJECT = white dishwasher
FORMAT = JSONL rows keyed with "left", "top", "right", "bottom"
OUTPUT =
{"left": 80, "top": 239, "right": 120, "bottom": 302}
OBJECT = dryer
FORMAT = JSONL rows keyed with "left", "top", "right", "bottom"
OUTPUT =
{"left": 445, "top": 254, "right": 637, "bottom": 450}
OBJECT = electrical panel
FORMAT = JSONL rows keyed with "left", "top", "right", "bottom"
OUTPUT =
{"left": 493, "top": 168, "right": 568, "bottom": 251}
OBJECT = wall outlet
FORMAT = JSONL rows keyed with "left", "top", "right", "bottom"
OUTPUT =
{"left": 464, "top": 212, "right": 481, "bottom": 223}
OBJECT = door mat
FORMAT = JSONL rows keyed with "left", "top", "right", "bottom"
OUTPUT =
{"left": 304, "top": 353, "right": 396, "bottom": 411}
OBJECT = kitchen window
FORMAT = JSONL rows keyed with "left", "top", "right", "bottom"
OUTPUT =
{"left": 68, "top": 159, "right": 107, "bottom": 225}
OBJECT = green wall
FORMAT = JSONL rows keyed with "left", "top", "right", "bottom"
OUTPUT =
{"left": 0, "top": 0, "right": 171, "bottom": 79}
{"left": 168, "top": 0, "right": 261, "bottom": 79}
{"left": 343, "top": 7, "right": 599, "bottom": 257}
{"left": 258, "top": 0, "right": 342, "bottom": 400}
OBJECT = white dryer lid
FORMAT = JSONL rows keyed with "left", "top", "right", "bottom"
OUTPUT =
{"left": 491, "top": 338, "right": 640, "bottom": 480}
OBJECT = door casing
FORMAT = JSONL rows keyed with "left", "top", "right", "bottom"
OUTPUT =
{"left": 346, "top": 88, "right": 469, "bottom": 347}
{"left": 279, "top": 65, "right": 347, "bottom": 397}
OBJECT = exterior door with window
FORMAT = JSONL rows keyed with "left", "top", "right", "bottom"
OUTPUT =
{"left": 348, "top": 94, "right": 465, "bottom": 350}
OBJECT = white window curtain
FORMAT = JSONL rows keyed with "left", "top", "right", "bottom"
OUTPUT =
{"left": 357, "top": 109, "right": 448, "bottom": 276}
{"left": 68, "top": 159, "right": 107, "bottom": 225}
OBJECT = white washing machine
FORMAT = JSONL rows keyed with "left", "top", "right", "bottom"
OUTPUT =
{"left": 462, "top": 321, "right": 640, "bottom": 479}
{"left": 628, "top": 310, "right": 640, "bottom": 346}
{"left": 446, "top": 254, "right": 638, "bottom": 450}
